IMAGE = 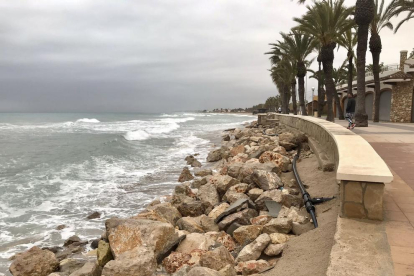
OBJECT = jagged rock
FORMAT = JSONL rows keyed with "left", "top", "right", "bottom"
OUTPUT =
{"left": 262, "top": 218, "right": 293, "bottom": 234}
{"left": 101, "top": 246, "right": 156, "bottom": 276}
{"left": 56, "top": 225, "right": 67, "bottom": 231}
{"left": 59, "top": 258, "right": 87, "bottom": 275}
{"left": 223, "top": 134, "right": 231, "bottom": 141}
{"left": 219, "top": 265, "right": 237, "bottom": 276}
{"left": 199, "top": 215, "right": 220, "bottom": 232}
{"left": 86, "top": 212, "right": 101, "bottom": 220}
{"left": 177, "top": 201, "right": 206, "bottom": 217}
{"left": 232, "top": 225, "right": 263, "bottom": 245}
{"left": 175, "top": 184, "right": 196, "bottom": 198}
{"left": 173, "top": 264, "right": 192, "bottom": 276}
{"left": 191, "top": 159, "right": 202, "bottom": 168}
{"left": 176, "top": 233, "right": 216, "bottom": 254}
{"left": 238, "top": 160, "right": 277, "bottom": 184}
{"left": 105, "top": 218, "right": 178, "bottom": 259}
{"left": 97, "top": 240, "right": 113, "bottom": 267}
{"left": 254, "top": 190, "right": 283, "bottom": 210}
{"left": 250, "top": 215, "right": 273, "bottom": 226}
{"left": 216, "top": 232, "right": 236, "bottom": 252}
{"left": 208, "top": 175, "right": 240, "bottom": 196}
{"left": 251, "top": 170, "right": 283, "bottom": 191}
{"left": 194, "top": 169, "right": 213, "bottom": 177}
{"left": 247, "top": 188, "right": 263, "bottom": 201}
{"left": 218, "top": 209, "right": 258, "bottom": 231}
{"left": 198, "top": 184, "right": 220, "bottom": 206}
{"left": 69, "top": 262, "right": 101, "bottom": 276}
{"left": 9, "top": 246, "right": 59, "bottom": 276}
{"left": 227, "top": 163, "right": 244, "bottom": 178}
{"left": 177, "top": 217, "right": 204, "bottom": 233}
{"left": 186, "top": 155, "right": 196, "bottom": 164}
{"left": 90, "top": 239, "right": 100, "bottom": 249}
{"left": 222, "top": 183, "right": 248, "bottom": 202}
{"left": 235, "top": 234, "right": 271, "bottom": 262}
{"left": 208, "top": 203, "right": 230, "bottom": 220}
{"left": 187, "top": 267, "right": 221, "bottom": 276}
{"left": 163, "top": 252, "right": 192, "bottom": 274}
{"left": 199, "top": 246, "right": 235, "bottom": 271}
{"left": 259, "top": 151, "right": 290, "bottom": 172}
{"left": 223, "top": 192, "right": 249, "bottom": 204}
{"left": 235, "top": 260, "right": 271, "bottom": 275}
{"left": 179, "top": 167, "right": 194, "bottom": 182}
{"left": 280, "top": 193, "right": 303, "bottom": 208}
{"left": 292, "top": 221, "right": 314, "bottom": 235}
{"left": 63, "top": 236, "right": 82, "bottom": 247}
{"left": 191, "top": 177, "right": 208, "bottom": 188}
{"left": 230, "top": 145, "right": 245, "bottom": 157}
{"left": 207, "top": 149, "right": 223, "bottom": 162}
{"left": 134, "top": 210, "right": 170, "bottom": 224}
{"left": 264, "top": 243, "right": 286, "bottom": 256}
{"left": 147, "top": 203, "right": 182, "bottom": 226}
{"left": 269, "top": 233, "right": 291, "bottom": 244}
{"left": 273, "top": 146, "right": 287, "bottom": 155}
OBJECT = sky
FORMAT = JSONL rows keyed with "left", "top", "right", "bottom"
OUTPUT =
{"left": 1, "top": 0, "right": 413, "bottom": 113}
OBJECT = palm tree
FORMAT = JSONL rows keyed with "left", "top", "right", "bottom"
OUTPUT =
{"left": 309, "top": 62, "right": 326, "bottom": 117}
{"left": 389, "top": 0, "right": 414, "bottom": 32}
{"left": 270, "top": 59, "right": 293, "bottom": 114}
{"left": 294, "top": 0, "right": 354, "bottom": 122}
{"left": 338, "top": 28, "right": 358, "bottom": 97}
{"left": 370, "top": 0, "right": 397, "bottom": 122}
{"left": 277, "top": 31, "right": 316, "bottom": 115}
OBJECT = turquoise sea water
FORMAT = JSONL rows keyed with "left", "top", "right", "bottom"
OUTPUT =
{"left": 0, "top": 112, "right": 255, "bottom": 273}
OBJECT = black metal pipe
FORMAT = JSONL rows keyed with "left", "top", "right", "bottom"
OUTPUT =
{"left": 293, "top": 145, "right": 318, "bottom": 228}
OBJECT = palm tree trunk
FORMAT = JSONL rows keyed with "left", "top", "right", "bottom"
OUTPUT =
{"left": 291, "top": 80, "right": 298, "bottom": 115}
{"left": 285, "top": 85, "right": 291, "bottom": 113}
{"left": 298, "top": 76, "right": 307, "bottom": 115}
{"left": 334, "top": 88, "right": 345, "bottom": 119}
{"left": 354, "top": 0, "right": 374, "bottom": 127}
{"left": 317, "top": 60, "right": 324, "bottom": 117}
{"left": 321, "top": 43, "right": 336, "bottom": 122}
{"left": 370, "top": 33, "right": 382, "bottom": 122}
{"left": 347, "top": 53, "right": 354, "bottom": 96}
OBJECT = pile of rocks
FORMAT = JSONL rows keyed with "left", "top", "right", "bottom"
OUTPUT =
{"left": 9, "top": 122, "right": 315, "bottom": 276}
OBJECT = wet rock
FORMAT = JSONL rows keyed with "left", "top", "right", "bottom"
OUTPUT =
{"left": 223, "top": 134, "right": 231, "bottom": 141}
{"left": 247, "top": 188, "right": 263, "bottom": 201}
{"left": 207, "top": 149, "right": 223, "bottom": 162}
{"left": 199, "top": 246, "right": 235, "bottom": 271}
{"left": 59, "top": 258, "right": 87, "bottom": 275}
{"left": 105, "top": 218, "right": 178, "bottom": 259}
{"left": 177, "top": 201, "right": 206, "bottom": 217}
{"left": 186, "top": 155, "right": 196, "bottom": 164}
{"left": 254, "top": 190, "right": 283, "bottom": 211}
{"left": 194, "top": 169, "right": 213, "bottom": 177}
{"left": 250, "top": 215, "right": 273, "bottom": 226}
{"left": 63, "top": 236, "right": 87, "bottom": 247}
{"left": 42, "top": 246, "right": 61, "bottom": 254}
{"left": 217, "top": 209, "right": 258, "bottom": 231}
{"left": 90, "top": 239, "right": 100, "bottom": 249}
{"left": 56, "top": 225, "right": 67, "bottom": 231}
{"left": 86, "top": 212, "right": 101, "bottom": 220}
{"left": 232, "top": 225, "right": 263, "bottom": 245}
{"left": 176, "top": 233, "right": 216, "bottom": 254}
{"left": 97, "top": 240, "right": 113, "bottom": 267}
{"left": 198, "top": 184, "right": 220, "bottom": 206}
{"left": 269, "top": 233, "right": 291, "bottom": 244}
{"left": 163, "top": 252, "right": 191, "bottom": 274}
{"left": 208, "top": 203, "right": 230, "bottom": 220}
{"left": 235, "top": 234, "right": 271, "bottom": 262}
{"left": 208, "top": 175, "right": 240, "bottom": 196}
{"left": 262, "top": 218, "right": 293, "bottom": 234}
{"left": 251, "top": 170, "right": 283, "bottom": 191}
{"left": 175, "top": 184, "right": 196, "bottom": 198}
{"left": 187, "top": 267, "right": 221, "bottom": 276}
{"left": 235, "top": 260, "right": 271, "bottom": 275}
{"left": 69, "top": 262, "right": 101, "bottom": 276}
{"left": 191, "top": 177, "right": 208, "bottom": 188}
{"left": 264, "top": 243, "right": 286, "bottom": 256}
{"left": 191, "top": 159, "right": 202, "bottom": 168}
{"left": 179, "top": 167, "right": 194, "bottom": 182}
{"left": 101, "top": 246, "right": 156, "bottom": 276}
{"left": 9, "top": 246, "right": 59, "bottom": 276}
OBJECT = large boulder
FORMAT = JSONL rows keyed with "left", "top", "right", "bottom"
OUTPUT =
{"left": 219, "top": 265, "right": 237, "bottom": 276}
{"left": 226, "top": 163, "right": 244, "bottom": 179}
{"left": 97, "top": 240, "right": 113, "bottom": 267}
{"left": 9, "top": 246, "right": 59, "bottom": 276}
{"left": 251, "top": 170, "right": 283, "bottom": 191}
{"left": 175, "top": 184, "right": 196, "bottom": 198}
{"left": 269, "top": 233, "right": 291, "bottom": 244}
{"left": 59, "top": 259, "right": 87, "bottom": 275}
{"left": 207, "top": 149, "right": 223, "bottom": 162}
{"left": 208, "top": 203, "right": 230, "bottom": 220}
{"left": 179, "top": 167, "right": 194, "bottom": 182}
{"left": 254, "top": 189, "right": 283, "bottom": 210}
{"left": 140, "top": 203, "right": 182, "bottom": 226}
{"left": 234, "top": 260, "right": 271, "bottom": 275}
{"left": 208, "top": 175, "right": 240, "bottom": 196}
{"left": 187, "top": 267, "right": 221, "bottom": 276}
{"left": 247, "top": 188, "right": 263, "bottom": 201}
{"left": 199, "top": 246, "right": 235, "bottom": 271}
{"left": 177, "top": 215, "right": 219, "bottom": 233}
{"left": 198, "top": 184, "right": 220, "bottom": 206}
{"left": 232, "top": 225, "right": 263, "bottom": 245}
{"left": 69, "top": 262, "right": 101, "bottom": 276}
{"left": 262, "top": 218, "right": 293, "bottom": 234}
{"left": 217, "top": 209, "right": 258, "bottom": 231}
{"left": 208, "top": 231, "right": 236, "bottom": 252}
{"left": 230, "top": 145, "right": 245, "bottom": 157}
{"left": 101, "top": 246, "right": 156, "bottom": 276}
{"left": 235, "top": 234, "right": 271, "bottom": 262}
{"left": 163, "top": 252, "right": 191, "bottom": 274}
{"left": 105, "top": 218, "right": 178, "bottom": 259}
{"left": 177, "top": 201, "right": 207, "bottom": 217}
{"left": 191, "top": 177, "right": 208, "bottom": 189}
{"left": 194, "top": 169, "right": 213, "bottom": 177}
{"left": 263, "top": 243, "right": 286, "bottom": 256}
{"left": 259, "top": 151, "right": 290, "bottom": 172}
{"left": 176, "top": 233, "right": 216, "bottom": 254}
{"left": 238, "top": 160, "right": 277, "bottom": 184}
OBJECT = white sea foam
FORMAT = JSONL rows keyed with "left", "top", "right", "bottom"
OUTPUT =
{"left": 75, "top": 118, "right": 100, "bottom": 123}
{"left": 123, "top": 130, "right": 150, "bottom": 141}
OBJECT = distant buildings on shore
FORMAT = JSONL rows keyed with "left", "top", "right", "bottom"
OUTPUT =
{"left": 204, "top": 108, "right": 251, "bottom": 113}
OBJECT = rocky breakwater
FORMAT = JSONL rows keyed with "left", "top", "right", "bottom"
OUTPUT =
{"left": 8, "top": 121, "right": 315, "bottom": 276}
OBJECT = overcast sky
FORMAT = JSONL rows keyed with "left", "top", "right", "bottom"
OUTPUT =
{"left": 1, "top": 0, "right": 413, "bottom": 113}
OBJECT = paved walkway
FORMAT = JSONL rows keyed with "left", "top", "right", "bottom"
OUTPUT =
{"left": 335, "top": 120, "right": 414, "bottom": 276}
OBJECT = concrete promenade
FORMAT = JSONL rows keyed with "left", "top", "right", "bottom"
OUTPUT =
{"left": 335, "top": 120, "right": 414, "bottom": 276}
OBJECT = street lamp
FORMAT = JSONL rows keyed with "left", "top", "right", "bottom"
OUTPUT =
{"left": 311, "top": 87, "right": 315, "bottom": 116}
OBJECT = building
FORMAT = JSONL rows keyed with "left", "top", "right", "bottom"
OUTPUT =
{"left": 335, "top": 50, "right": 414, "bottom": 122}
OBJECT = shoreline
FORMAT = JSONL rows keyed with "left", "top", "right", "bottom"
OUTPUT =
{"left": 6, "top": 119, "right": 339, "bottom": 276}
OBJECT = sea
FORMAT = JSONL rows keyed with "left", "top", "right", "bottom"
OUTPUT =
{"left": 0, "top": 112, "right": 255, "bottom": 274}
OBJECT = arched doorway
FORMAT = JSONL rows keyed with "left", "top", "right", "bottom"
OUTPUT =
{"left": 380, "top": 90, "right": 391, "bottom": 121}
{"left": 365, "top": 93, "right": 374, "bottom": 120}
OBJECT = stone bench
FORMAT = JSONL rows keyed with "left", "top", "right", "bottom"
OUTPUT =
{"left": 263, "top": 113, "right": 393, "bottom": 221}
